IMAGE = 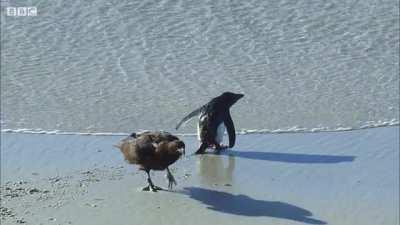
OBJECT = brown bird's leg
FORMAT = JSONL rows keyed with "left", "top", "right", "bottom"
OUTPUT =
{"left": 143, "top": 170, "right": 164, "bottom": 192}
{"left": 142, "top": 170, "right": 162, "bottom": 192}
{"left": 195, "top": 142, "right": 208, "bottom": 154}
{"left": 142, "top": 170, "right": 152, "bottom": 191}
{"left": 166, "top": 167, "right": 177, "bottom": 190}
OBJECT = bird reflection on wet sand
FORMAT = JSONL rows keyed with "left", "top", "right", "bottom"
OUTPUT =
{"left": 197, "top": 153, "right": 235, "bottom": 186}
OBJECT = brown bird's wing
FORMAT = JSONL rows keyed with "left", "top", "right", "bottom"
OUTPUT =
{"left": 157, "top": 131, "right": 179, "bottom": 142}
{"left": 135, "top": 135, "right": 157, "bottom": 158}
{"left": 154, "top": 141, "right": 182, "bottom": 168}
{"left": 137, "top": 131, "right": 179, "bottom": 143}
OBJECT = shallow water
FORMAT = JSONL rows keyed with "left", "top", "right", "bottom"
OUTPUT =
{"left": 1, "top": 0, "right": 399, "bottom": 133}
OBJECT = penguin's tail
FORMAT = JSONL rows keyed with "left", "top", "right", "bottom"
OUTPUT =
{"left": 175, "top": 107, "right": 203, "bottom": 130}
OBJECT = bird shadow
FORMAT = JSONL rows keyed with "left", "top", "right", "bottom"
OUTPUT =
{"left": 217, "top": 150, "right": 355, "bottom": 164}
{"left": 183, "top": 187, "right": 327, "bottom": 224}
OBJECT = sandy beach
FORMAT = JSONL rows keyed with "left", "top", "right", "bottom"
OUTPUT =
{"left": 1, "top": 126, "right": 398, "bottom": 225}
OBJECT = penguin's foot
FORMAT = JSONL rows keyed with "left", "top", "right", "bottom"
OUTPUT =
{"left": 220, "top": 144, "right": 229, "bottom": 149}
{"left": 215, "top": 144, "right": 228, "bottom": 150}
{"left": 195, "top": 143, "right": 208, "bottom": 154}
{"left": 195, "top": 149, "right": 206, "bottom": 154}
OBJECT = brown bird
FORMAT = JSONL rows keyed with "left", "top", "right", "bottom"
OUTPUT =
{"left": 114, "top": 131, "right": 185, "bottom": 192}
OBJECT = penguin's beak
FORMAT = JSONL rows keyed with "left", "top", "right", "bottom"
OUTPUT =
{"left": 236, "top": 93, "right": 244, "bottom": 100}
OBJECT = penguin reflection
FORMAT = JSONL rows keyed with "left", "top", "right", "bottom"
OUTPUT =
{"left": 198, "top": 154, "right": 235, "bottom": 186}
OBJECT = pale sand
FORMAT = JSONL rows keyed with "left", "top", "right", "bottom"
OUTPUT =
{"left": 1, "top": 127, "right": 398, "bottom": 225}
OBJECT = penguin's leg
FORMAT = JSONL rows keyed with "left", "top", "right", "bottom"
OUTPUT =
{"left": 166, "top": 167, "right": 177, "bottom": 189}
{"left": 195, "top": 142, "right": 208, "bottom": 154}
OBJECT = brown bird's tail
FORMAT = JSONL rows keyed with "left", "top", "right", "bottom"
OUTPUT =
{"left": 113, "top": 144, "right": 122, "bottom": 149}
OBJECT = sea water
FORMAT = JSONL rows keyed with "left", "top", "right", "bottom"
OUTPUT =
{"left": 1, "top": 0, "right": 399, "bottom": 134}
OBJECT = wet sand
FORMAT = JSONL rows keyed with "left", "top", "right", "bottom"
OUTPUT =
{"left": 1, "top": 126, "right": 398, "bottom": 225}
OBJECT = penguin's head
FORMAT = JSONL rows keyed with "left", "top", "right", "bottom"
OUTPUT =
{"left": 220, "top": 92, "right": 244, "bottom": 107}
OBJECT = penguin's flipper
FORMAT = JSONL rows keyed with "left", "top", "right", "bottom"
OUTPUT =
{"left": 224, "top": 113, "right": 236, "bottom": 148}
{"left": 176, "top": 107, "right": 203, "bottom": 130}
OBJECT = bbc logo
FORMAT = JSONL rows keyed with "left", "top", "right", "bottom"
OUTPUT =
{"left": 6, "top": 7, "right": 37, "bottom": 16}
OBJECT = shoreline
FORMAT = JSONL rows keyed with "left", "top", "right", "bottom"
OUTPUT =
{"left": 1, "top": 121, "right": 399, "bottom": 137}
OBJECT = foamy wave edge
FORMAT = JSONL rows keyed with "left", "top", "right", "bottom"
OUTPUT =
{"left": 1, "top": 119, "right": 398, "bottom": 136}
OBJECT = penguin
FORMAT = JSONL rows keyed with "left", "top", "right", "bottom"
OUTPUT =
{"left": 114, "top": 131, "right": 185, "bottom": 191}
{"left": 176, "top": 92, "right": 244, "bottom": 154}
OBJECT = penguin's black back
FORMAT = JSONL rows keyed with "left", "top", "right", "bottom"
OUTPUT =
{"left": 198, "top": 92, "right": 242, "bottom": 144}
{"left": 198, "top": 105, "right": 224, "bottom": 144}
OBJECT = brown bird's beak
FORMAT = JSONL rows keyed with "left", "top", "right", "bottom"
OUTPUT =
{"left": 179, "top": 142, "right": 186, "bottom": 156}
{"left": 179, "top": 145, "right": 185, "bottom": 156}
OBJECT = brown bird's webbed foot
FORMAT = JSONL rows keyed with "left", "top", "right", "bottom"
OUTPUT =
{"left": 151, "top": 185, "right": 163, "bottom": 191}
{"left": 166, "top": 167, "right": 177, "bottom": 190}
{"left": 195, "top": 143, "right": 208, "bottom": 154}
{"left": 142, "top": 185, "right": 151, "bottom": 191}
{"left": 142, "top": 184, "right": 163, "bottom": 192}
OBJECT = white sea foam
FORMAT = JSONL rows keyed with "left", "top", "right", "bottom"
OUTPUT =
{"left": 2, "top": 119, "right": 398, "bottom": 136}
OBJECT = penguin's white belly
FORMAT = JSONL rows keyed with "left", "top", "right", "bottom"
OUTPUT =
{"left": 197, "top": 115, "right": 206, "bottom": 141}
{"left": 197, "top": 123, "right": 201, "bottom": 141}
{"left": 215, "top": 123, "right": 225, "bottom": 144}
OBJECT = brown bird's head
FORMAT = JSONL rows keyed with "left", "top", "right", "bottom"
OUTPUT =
{"left": 169, "top": 140, "right": 185, "bottom": 156}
